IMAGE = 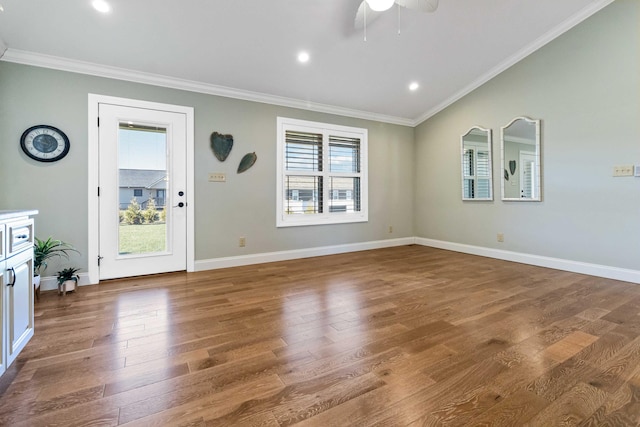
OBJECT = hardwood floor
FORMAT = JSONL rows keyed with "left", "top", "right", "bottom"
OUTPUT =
{"left": 1, "top": 245, "right": 640, "bottom": 426}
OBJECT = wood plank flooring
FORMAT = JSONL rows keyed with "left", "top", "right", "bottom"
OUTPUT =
{"left": 1, "top": 245, "right": 640, "bottom": 426}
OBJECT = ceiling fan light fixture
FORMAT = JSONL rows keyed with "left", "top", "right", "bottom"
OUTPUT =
{"left": 365, "top": 0, "right": 395, "bottom": 12}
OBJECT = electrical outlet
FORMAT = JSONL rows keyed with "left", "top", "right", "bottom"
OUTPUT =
{"left": 208, "top": 172, "right": 226, "bottom": 182}
{"left": 613, "top": 165, "right": 634, "bottom": 177}
{"left": 388, "top": 225, "right": 393, "bottom": 233}
{"left": 239, "top": 237, "right": 246, "bottom": 247}
{"left": 497, "top": 233, "right": 504, "bottom": 243}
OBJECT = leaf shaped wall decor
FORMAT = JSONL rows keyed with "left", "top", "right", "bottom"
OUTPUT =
{"left": 237, "top": 152, "right": 257, "bottom": 174}
{"left": 210, "top": 132, "right": 233, "bottom": 162}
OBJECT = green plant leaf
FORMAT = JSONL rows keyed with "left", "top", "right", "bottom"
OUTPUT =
{"left": 34, "top": 237, "right": 78, "bottom": 275}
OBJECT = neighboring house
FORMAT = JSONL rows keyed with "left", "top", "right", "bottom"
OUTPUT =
{"left": 119, "top": 169, "right": 167, "bottom": 209}
{"left": 285, "top": 178, "right": 358, "bottom": 214}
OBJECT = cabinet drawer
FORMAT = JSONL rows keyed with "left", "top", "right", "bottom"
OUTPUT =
{"left": 7, "top": 219, "right": 34, "bottom": 258}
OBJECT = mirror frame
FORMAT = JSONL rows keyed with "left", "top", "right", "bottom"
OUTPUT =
{"left": 460, "top": 126, "right": 493, "bottom": 201}
{"left": 500, "top": 116, "right": 542, "bottom": 201}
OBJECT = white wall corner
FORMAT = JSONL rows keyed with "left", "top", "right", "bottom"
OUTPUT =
{"left": 415, "top": 237, "right": 640, "bottom": 285}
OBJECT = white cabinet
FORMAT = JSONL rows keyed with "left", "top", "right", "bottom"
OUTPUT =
{"left": 5, "top": 247, "right": 34, "bottom": 366}
{"left": 0, "top": 211, "right": 36, "bottom": 377}
{"left": 0, "top": 223, "right": 5, "bottom": 377}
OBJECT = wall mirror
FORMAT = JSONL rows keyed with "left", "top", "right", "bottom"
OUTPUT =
{"left": 501, "top": 117, "right": 541, "bottom": 201}
{"left": 461, "top": 126, "right": 493, "bottom": 200}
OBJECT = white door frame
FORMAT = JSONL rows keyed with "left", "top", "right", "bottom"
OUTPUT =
{"left": 88, "top": 94, "right": 195, "bottom": 284}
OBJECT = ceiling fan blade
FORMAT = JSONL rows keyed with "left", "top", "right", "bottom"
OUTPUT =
{"left": 354, "top": 0, "right": 385, "bottom": 30}
{"left": 395, "top": 0, "right": 439, "bottom": 13}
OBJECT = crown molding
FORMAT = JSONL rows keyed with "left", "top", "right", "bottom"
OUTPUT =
{"left": 0, "top": 0, "right": 616, "bottom": 129}
{"left": 412, "top": 0, "right": 616, "bottom": 126}
{"left": 1, "top": 49, "right": 413, "bottom": 127}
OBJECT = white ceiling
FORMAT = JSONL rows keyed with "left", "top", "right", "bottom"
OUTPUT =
{"left": 0, "top": 0, "right": 613, "bottom": 126}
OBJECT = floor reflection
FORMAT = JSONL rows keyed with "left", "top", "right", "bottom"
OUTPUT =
{"left": 281, "top": 279, "right": 366, "bottom": 357}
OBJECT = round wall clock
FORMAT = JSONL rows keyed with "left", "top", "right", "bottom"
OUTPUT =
{"left": 20, "top": 125, "right": 70, "bottom": 162}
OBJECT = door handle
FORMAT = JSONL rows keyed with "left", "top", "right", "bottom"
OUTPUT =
{"left": 173, "top": 202, "right": 185, "bottom": 208}
{"left": 7, "top": 267, "right": 16, "bottom": 287}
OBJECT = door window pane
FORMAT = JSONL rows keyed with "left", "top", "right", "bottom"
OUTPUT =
{"left": 118, "top": 123, "right": 168, "bottom": 255}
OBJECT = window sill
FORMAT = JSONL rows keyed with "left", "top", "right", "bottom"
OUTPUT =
{"left": 277, "top": 214, "right": 368, "bottom": 228}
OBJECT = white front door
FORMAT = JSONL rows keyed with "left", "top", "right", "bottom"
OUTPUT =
{"left": 97, "top": 102, "right": 188, "bottom": 280}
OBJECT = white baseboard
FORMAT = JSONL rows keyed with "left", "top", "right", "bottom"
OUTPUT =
{"left": 66, "top": 237, "right": 638, "bottom": 286}
{"left": 194, "top": 237, "right": 416, "bottom": 271}
{"left": 39, "top": 272, "right": 91, "bottom": 292}
{"left": 415, "top": 237, "right": 640, "bottom": 284}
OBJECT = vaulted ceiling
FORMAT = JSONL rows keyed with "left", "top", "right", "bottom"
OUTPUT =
{"left": 0, "top": 0, "right": 613, "bottom": 125}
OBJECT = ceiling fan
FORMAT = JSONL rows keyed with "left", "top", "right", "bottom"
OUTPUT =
{"left": 354, "top": 0, "right": 439, "bottom": 30}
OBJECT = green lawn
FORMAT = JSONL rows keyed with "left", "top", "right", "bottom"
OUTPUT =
{"left": 119, "top": 223, "right": 166, "bottom": 254}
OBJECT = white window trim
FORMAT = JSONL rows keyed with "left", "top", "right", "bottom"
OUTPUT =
{"left": 276, "top": 117, "right": 368, "bottom": 227}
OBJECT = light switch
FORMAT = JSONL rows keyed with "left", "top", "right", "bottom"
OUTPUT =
{"left": 208, "top": 172, "right": 226, "bottom": 182}
{"left": 613, "top": 165, "right": 634, "bottom": 177}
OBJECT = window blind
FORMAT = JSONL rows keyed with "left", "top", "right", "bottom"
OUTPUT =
{"left": 285, "top": 131, "right": 322, "bottom": 171}
{"left": 463, "top": 148, "right": 490, "bottom": 199}
{"left": 476, "top": 151, "right": 490, "bottom": 198}
{"left": 277, "top": 117, "right": 368, "bottom": 227}
{"left": 285, "top": 176, "right": 322, "bottom": 214}
{"left": 329, "top": 136, "right": 360, "bottom": 173}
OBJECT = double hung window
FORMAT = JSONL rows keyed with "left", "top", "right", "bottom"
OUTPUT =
{"left": 277, "top": 117, "right": 368, "bottom": 227}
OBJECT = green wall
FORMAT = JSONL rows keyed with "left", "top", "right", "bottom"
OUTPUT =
{"left": 414, "top": 0, "right": 640, "bottom": 270}
{"left": 0, "top": 64, "right": 415, "bottom": 275}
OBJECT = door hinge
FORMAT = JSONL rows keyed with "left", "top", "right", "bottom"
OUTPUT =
{"left": 97, "top": 186, "right": 100, "bottom": 196}
{"left": 97, "top": 117, "right": 100, "bottom": 127}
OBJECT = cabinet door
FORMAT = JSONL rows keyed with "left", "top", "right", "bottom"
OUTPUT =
{"left": 0, "top": 258, "right": 5, "bottom": 377}
{"left": 5, "top": 249, "right": 34, "bottom": 366}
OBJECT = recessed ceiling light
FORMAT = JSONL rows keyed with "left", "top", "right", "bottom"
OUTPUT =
{"left": 0, "top": 5, "right": 4, "bottom": 12}
{"left": 297, "top": 51, "right": 310, "bottom": 63}
{"left": 92, "top": 0, "right": 111, "bottom": 14}
{"left": 409, "top": 82, "right": 420, "bottom": 91}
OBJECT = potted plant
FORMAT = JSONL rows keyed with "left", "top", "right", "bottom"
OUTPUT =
{"left": 33, "top": 237, "right": 78, "bottom": 293}
{"left": 56, "top": 267, "right": 81, "bottom": 295}
{"left": 34, "top": 237, "right": 78, "bottom": 273}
